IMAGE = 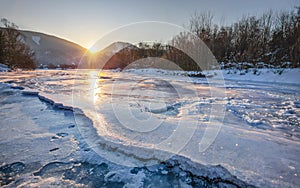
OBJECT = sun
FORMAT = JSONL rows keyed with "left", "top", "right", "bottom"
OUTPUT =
{"left": 88, "top": 46, "right": 99, "bottom": 53}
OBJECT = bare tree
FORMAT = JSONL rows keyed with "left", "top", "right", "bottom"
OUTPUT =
{"left": 0, "top": 18, "right": 36, "bottom": 69}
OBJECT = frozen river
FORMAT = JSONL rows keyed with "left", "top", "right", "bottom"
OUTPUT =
{"left": 0, "top": 69, "right": 299, "bottom": 187}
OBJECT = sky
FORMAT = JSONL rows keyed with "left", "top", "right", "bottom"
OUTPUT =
{"left": 0, "top": 0, "right": 299, "bottom": 49}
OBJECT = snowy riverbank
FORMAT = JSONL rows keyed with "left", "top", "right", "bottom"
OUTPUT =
{"left": 221, "top": 68, "right": 300, "bottom": 85}
{"left": 0, "top": 63, "right": 11, "bottom": 72}
{"left": 124, "top": 67, "right": 300, "bottom": 85}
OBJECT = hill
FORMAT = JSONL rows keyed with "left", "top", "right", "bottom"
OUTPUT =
{"left": 79, "top": 41, "right": 135, "bottom": 69}
{"left": 20, "top": 30, "right": 87, "bottom": 68}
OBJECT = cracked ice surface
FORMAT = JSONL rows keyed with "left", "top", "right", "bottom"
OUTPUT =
{"left": 0, "top": 69, "right": 299, "bottom": 187}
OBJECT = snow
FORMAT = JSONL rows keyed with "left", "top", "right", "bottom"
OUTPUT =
{"left": 221, "top": 68, "right": 300, "bottom": 84}
{"left": 0, "top": 63, "right": 11, "bottom": 72}
{"left": 32, "top": 36, "right": 41, "bottom": 45}
{"left": 123, "top": 68, "right": 300, "bottom": 85}
{"left": 0, "top": 83, "right": 252, "bottom": 187}
{"left": 0, "top": 68, "right": 299, "bottom": 187}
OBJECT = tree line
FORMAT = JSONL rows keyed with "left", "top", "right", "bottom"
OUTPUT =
{"left": 105, "top": 7, "right": 300, "bottom": 71}
{"left": 0, "top": 18, "right": 36, "bottom": 69}
{"left": 100, "top": 42, "right": 203, "bottom": 71}
{"left": 177, "top": 7, "right": 300, "bottom": 68}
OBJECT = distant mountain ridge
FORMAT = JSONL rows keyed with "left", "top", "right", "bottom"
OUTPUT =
{"left": 20, "top": 30, "right": 136, "bottom": 69}
{"left": 19, "top": 30, "right": 202, "bottom": 71}
{"left": 20, "top": 30, "right": 87, "bottom": 67}
{"left": 80, "top": 42, "right": 137, "bottom": 69}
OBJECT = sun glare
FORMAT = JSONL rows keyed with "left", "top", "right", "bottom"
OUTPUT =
{"left": 88, "top": 47, "right": 98, "bottom": 54}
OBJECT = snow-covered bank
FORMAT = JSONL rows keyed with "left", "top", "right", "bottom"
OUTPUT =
{"left": 0, "top": 63, "right": 11, "bottom": 72}
{"left": 124, "top": 67, "right": 300, "bottom": 84}
{"left": 221, "top": 68, "right": 300, "bottom": 84}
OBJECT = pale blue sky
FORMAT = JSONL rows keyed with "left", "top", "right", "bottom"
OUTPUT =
{"left": 0, "top": 0, "right": 298, "bottom": 48}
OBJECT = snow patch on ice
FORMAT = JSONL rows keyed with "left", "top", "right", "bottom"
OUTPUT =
{"left": 32, "top": 36, "right": 41, "bottom": 45}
